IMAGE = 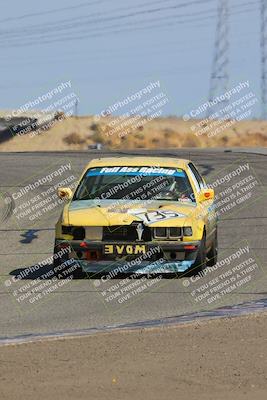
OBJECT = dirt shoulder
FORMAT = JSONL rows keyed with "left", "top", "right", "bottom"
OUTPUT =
{"left": 1, "top": 313, "right": 267, "bottom": 400}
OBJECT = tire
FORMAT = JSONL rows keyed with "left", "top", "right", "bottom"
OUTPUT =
{"left": 191, "top": 232, "right": 207, "bottom": 275}
{"left": 207, "top": 230, "right": 218, "bottom": 267}
{"left": 53, "top": 246, "right": 68, "bottom": 278}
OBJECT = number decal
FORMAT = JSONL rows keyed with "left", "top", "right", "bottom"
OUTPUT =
{"left": 130, "top": 210, "right": 185, "bottom": 224}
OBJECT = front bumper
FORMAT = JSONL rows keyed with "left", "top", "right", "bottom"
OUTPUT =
{"left": 55, "top": 240, "right": 200, "bottom": 274}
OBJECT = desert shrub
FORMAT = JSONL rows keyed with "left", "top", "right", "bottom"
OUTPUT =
{"left": 54, "top": 111, "right": 65, "bottom": 120}
{"left": 163, "top": 128, "right": 174, "bottom": 138}
{"left": 134, "top": 132, "right": 145, "bottom": 139}
{"left": 182, "top": 134, "right": 200, "bottom": 147}
{"left": 63, "top": 132, "right": 86, "bottom": 145}
{"left": 91, "top": 130, "right": 104, "bottom": 143}
{"left": 90, "top": 122, "right": 99, "bottom": 131}
{"left": 136, "top": 143, "right": 145, "bottom": 148}
{"left": 221, "top": 135, "right": 229, "bottom": 144}
{"left": 152, "top": 137, "right": 160, "bottom": 144}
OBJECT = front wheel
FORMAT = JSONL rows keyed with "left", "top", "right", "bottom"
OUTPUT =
{"left": 191, "top": 233, "right": 207, "bottom": 275}
{"left": 207, "top": 230, "right": 218, "bottom": 267}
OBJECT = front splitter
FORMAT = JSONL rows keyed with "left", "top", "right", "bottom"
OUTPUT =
{"left": 77, "top": 259, "right": 194, "bottom": 275}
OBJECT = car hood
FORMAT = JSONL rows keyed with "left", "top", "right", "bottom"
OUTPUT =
{"left": 65, "top": 199, "right": 197, "bottom": 227}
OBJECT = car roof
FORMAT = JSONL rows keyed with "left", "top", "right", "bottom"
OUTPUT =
{"left": 87, "top": 157, "right": 190, "bottom": 169}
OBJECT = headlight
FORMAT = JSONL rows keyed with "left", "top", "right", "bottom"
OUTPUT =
{"left": 169, "top": 227, "right": 182, "bottom": 238}
{"left": 61, "top": 225, "right": 85, "bottom": 240}
{"left": 154, "top": 227, "right": 167, "bottom": 238}
{"left": 61, "top": 225, "right": 72, "bottom": 235}
{"left": 153, "top": 227, "right": 182, "bottom": 239}
{"left": 72, "top": 227, "right": 85, "bottom": 240}
{"left": 183, "top": 227, "right": 193, "bottom": 236}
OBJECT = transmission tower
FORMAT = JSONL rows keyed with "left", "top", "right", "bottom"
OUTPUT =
{"left": 207, "top": 0, "right": 230, "bottom": 117}
{"left": 261, "top": 0, "right": 267, "bottom": 119}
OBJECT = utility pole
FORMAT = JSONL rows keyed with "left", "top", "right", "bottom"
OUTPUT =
{"left": 261, "top": 0, "right": 267, "bottom": 119}
{"left": 207, "top": 0, "right": 230, "bottom": 117}
{"left": 74, "top": 98, "right": 79, "bottom": 117}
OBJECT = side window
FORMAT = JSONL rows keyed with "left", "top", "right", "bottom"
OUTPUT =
{"left": 187, "top": 166, "right": 201, "bottom": 193}
{"left": 188, "top": 163, "right": 205, "bottom": 191}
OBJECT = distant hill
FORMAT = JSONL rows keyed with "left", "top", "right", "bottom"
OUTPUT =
{"left": 0, "top": 115, "right": 266, "bottom": 151}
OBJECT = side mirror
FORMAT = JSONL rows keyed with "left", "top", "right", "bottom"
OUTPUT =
{"left": 198, "top": 188, "right": 214, "bottom": 203}
{"left": 57, "top": 187, "right": 73, "bottom": 200}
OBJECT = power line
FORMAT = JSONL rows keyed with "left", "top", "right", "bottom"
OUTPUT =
{"left": 0, "top": 3, "right": 258, "bottom": 48}
{"left": 0, "top": 0, "right": 108, "bottom": 23}
{"left": 0, "top": 27, "right": 258, "bottom": 71}
{"left": 0, "top": 0, "right": 214, "bottom": 39}
{"left": 0, "top": 0, "right": 181, "bottom": 27}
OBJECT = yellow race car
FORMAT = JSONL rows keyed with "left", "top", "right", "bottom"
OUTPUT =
{"left": 54, "top": 157, "right": 217, "bottom": 277}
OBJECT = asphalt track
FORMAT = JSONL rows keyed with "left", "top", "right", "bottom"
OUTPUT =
{"left": 0, "top": 148, "right": 266, "bottom": 339}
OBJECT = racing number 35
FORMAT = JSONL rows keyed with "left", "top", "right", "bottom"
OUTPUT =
{"left": 131, "top": 210, "right": 184, "bottom": 225}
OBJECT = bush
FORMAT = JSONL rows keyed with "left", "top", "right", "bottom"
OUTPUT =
{"left": 90, "top": 123, "right": 99, "bottom": 131}
{"left": 91, "top": 131, "right": 104, "bottom": 143}
{"left": 163, "top": 128, "right": 174, "bottom": 138}
{"left": 63, "top": 132, "right": 86, "bottom": 145}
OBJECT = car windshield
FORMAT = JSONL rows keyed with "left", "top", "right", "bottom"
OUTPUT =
{"left": 73, "top": 166, "right": 195, "bottom": 202}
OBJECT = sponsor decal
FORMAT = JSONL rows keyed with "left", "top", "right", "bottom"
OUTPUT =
{"left": 86, "top": 166, "right": 185, "bottom": 177}
{"left": 104, "top": 244, "right": 147, "bottom": 255}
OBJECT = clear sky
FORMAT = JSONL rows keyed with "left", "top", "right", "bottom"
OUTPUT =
{"left": 0, "top": 0, "right": 261, "bottom": 117}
